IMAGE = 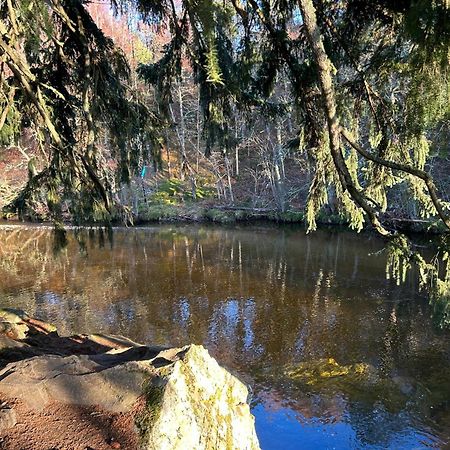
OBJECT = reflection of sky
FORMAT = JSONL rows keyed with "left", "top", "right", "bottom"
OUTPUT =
{"left": 253, "top": 403, "right": 441, "bottom": 450}
{"left": 224, "top": 298, "right": 239, "bottom": 329}
{"left": 39, "top": 291, "right": 61, "bottom": 306}
{"left": 243, "top": 298, "right": 255, "bottom": 350}
{"left": 178, "top": 297, "right": 191, "bottom": 324}
{"left": 254, "top": 404, "right": 359, "bottom": 450}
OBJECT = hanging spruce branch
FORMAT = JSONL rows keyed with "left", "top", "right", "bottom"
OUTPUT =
{"left": 0, "top": 0, "right": 162, "bottom": 224}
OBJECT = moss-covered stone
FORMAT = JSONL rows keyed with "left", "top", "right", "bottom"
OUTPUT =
{"left": 143, "top": 345, "right": 260, "bottom": 450}
{"left": 135, "top": 377, "right": 166, "bottom": 446}
{"left": 0, "top": 311, "right": 260, "bottom": 450}
{"left": 284, "top": 357, "right": 371, "bottom": 385}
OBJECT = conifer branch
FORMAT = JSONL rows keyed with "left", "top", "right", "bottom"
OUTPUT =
{"left": 299, "top": 0, "right": 391, "bottom": 237}
{"left": 341, "top": 129, "right": 450, "bottom": 231}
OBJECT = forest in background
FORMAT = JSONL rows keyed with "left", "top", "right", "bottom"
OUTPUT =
{"left": 1, "top": 0, "right": 449, "bottom": 227}
{"left": 94, "top": 1, "right": 450, "bottom": 232}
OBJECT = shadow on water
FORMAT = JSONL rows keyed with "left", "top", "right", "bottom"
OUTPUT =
{"left": 0, "top": 223, "right": 449, "bottom": 449}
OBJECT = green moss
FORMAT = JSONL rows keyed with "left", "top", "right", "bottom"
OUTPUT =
{"left": 204, "top": 208, "right": 237, "bottom": 223}
{"left": 178, "top": 354, "right": 237, "bottom": 450}
{"left": 283, "top": 358, "right": 417, "bottom": 413}
{"left": 285, "top": 358, "right": 370, "bottom": 385}
{"left": 141, "top": 204, "right": 180, "bottom": 221}
{"left": 277, "top": 210, "right": 304, "bottom": 223}
{"left": 150, "top": 191, "right": 178, "bottom": 205}
{"left": 135, "top": 377, "right": 166, "bottom": 445}
{"left": 147, "top": 178, "right": 216, "bottom": 206}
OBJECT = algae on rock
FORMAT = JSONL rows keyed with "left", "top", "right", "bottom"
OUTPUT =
{"left": 284, "top": 357, "right": 371, "bottom": 385}
{"left": 143, "top": 345, "right": 260, "bottom": 450}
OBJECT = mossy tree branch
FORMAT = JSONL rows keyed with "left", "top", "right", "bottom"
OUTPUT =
{"left": 299, "top": 0, "right": 391, "bottom": 236}
{"left": 341, "top": 129, "right": 450, "bottom": 231}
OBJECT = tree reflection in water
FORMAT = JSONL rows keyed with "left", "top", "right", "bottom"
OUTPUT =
{"left": 0, "top": 223, "right": 449, "bottom": 448}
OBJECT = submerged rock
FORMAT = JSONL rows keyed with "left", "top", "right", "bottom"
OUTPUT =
{"left": 0, "top": 309, "right": 260, "bottom": 449}
{"left": 283, "top": 357, "right": 422, "bottom": 414}
{"left": 284, "top": 357, "right": 371, "bottom": 385}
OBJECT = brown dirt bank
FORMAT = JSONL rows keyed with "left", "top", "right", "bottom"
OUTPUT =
{"left": 0, "top": 397, "right": 143, "bottom": 450}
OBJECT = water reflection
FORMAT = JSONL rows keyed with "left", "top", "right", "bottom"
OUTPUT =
{"left": 0, "top": 223, "right": 449, "bottom": 449}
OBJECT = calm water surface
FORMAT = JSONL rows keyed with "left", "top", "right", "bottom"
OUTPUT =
{"left": 0, "top": 223, "right": 449, "bottom": 449}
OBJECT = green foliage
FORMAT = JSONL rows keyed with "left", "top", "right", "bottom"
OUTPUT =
{"left": 386, "top": 236, "right": 414, "bottom": 286}
{"left": 385, "top": 234, "right": 450, "bottom": 329}
{"left": 204, "top": 208, "right": 236, "bottom": 223}
{"left": 150, "top": 191, "right": 178, "bottom": 205}
{"left": 157, "top": 178, "right": 186, "bottom": 200}
{"left": 3, "top": 0, "right": 449, "bottom": 232}
{"left": 0, "top": 102, "right": 21, "bottom": 145}
{"left": 305, "top": 133, "right": 330, "bottom": 232}
{"left": 142, "top": 203, "right": 180, "bottom": 221}
{"left": 149, "top": 178, "right": 215, "bottom": 205}
{"left": 431, "top": 281, "right": 450, "bottom": 329}
{"left": 1, "top": 0, "right": 162, "bottom": 223}
{"left": 133, "top": 37, "right": 153, "bottom": 64}
{"left": 277, "top": 210, "right": 304, "bottom": 223}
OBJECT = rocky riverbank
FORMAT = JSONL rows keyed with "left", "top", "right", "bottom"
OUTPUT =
{"left": 0, "top": 308, "right": 260, "bottom": 450}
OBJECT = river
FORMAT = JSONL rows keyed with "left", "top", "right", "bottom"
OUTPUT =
{"left": 0, "top": 223, "right": 449, "bottom": 449}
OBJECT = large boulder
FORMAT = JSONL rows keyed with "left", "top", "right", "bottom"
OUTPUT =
{"left": 0, "top": 310, "right": 260, "bottom": 450}
{"left": 0, "top": 352, "right": 149, "bottom": 412}
{"left": 139, "top": 345, "right": 259, "bottom": 450}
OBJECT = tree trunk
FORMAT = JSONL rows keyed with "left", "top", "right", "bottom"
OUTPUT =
{"left": 299, "top": 0, "right": 389, "bottom": 235}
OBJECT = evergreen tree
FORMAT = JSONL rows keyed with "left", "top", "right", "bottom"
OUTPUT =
{"left": 135, "top": 0, "right": 450, "bottom": 232}
{"left": 2, "top": 0, "right": 448, "bottom": 229}
{"left": 0, "top": 0, "right": 161, "bottom": 224}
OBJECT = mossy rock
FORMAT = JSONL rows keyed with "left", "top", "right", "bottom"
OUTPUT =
{"left": 142, "top": 344, "right": 260, "bottom": 450}
{"left": 284, "top": 358, "right": 419, "bottom": 413}
{"left": 135, "top": 377, "right": 166, "bottom": 446}
{"left": 284, "top": 357, "right": 371, "bottom": 385}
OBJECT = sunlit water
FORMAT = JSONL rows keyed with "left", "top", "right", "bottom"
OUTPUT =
{"left": 0, "top": 223, "right": 449, "bottom": 449}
